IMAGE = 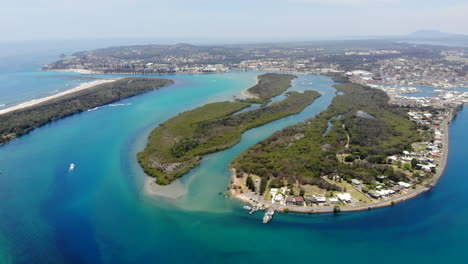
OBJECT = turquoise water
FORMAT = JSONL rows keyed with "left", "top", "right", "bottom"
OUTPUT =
{"left": 1, "top": 62, "right": 468, "bottom": 263}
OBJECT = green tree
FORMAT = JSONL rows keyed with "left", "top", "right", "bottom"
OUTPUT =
{"left": 246, "top": 176, "right": 255, "bottom": 191}
{"left": 333, "top": 205, "right": 341, "bottom": 214}
{"left": 259, "top": 176, "right": 268, "bottom": 195}
{"left": 299, "top": 188, "right": 305, "bottom": 196}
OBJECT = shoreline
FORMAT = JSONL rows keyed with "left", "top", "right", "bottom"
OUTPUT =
{"left": 44, "top": 69, "right": 101, "bottom": 74}
{"left": 143, "top": 176, "right": 188, "bottom": 199}
{"left": 241, "top": 89, "right": 259, "bottom": 99}
{"left": 229, "top": 112, "right": 454, "bottom": 214}
{"left": 0, "top": 79, "right": 118, "bottom": 115}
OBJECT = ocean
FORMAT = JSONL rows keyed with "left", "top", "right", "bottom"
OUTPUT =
{"left": 0, "top": 44, "right": 467, "bottom": 264}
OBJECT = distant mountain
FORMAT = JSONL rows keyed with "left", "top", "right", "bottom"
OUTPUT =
{"left": 403, "top": 30, "right": 468, "bottom": 41}
{"left": 390, "top": 30, "right": 468, "bottom": 47}
{"left": 407, "top": 30, "right": 455, "bottom": 39}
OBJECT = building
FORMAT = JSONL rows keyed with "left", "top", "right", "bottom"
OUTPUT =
{"left": 398, "top": 182, "right": 412, "bottom": 189}
{"left": 336, "top": 193, "right": 352, "bottom": 203}
{"left": 351, "top": 179, "right": 362, "bottom": 186}
{"left": 369, "top": 190, "right": 382, "bottom": 198}
{"left": 273, "top": 194, "right": 285, "bottom": 204}
{"left": 294, "top": 197, "right": 304, "bottom": 205}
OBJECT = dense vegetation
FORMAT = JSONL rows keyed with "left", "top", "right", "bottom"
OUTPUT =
{"left": 138, "top": 89, "right": 321, "bottom": 185}
{"left": 0, "top": 77, "right": 174, "bottom": 145}
{"left": 239, "top": 73, "right": 296, "bottom": 104}
{"left": 231, "top": 82, "right": 420, "bottom": 191}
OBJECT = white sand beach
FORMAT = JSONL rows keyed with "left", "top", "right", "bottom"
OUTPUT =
{"left": 0, "top": 79, "right": 118, "bottom": 115}
{"left": 241, "top": 89, "right": 259, "bottom": 98}
{"left": 47, "top": 69, "right": 99, "bottom": 74}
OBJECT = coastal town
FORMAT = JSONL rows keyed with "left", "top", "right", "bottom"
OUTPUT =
{"left": 43, "top": 42, "right": 467, "bottom": 90}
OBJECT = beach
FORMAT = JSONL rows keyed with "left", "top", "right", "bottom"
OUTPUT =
{"left": 45, "top": 68, "right": 100, "bottom": 74}
{"left": 241, "top": 88, "right": 259, "bottom": 98}
{"left": 0, "top": 79, "right": 117, "bottom": 115}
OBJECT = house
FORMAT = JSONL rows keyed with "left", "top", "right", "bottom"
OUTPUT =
{"left": 286, "top": 196, "right": 295, "bottom": 205}
{"left": 328, "top": 198, "right": 339, "bottom": 204}
{"left": 336, "top": 193, "right": 352, "bottom": 203}
{"left": 305, "top": 196, "right": 317, "bottom": 203}
{"left": 398, "top": 182, "right": 412, "bottom": 189}
{"left": 273, "top": 194, "right": 285, "bottom": 204}
{"left": 270, "top": 188, "right": 279, "bottom": 198}
{"left": 294, "top": 197, "right": 304, "bottom": 205}
{"left": 315, "top": 196, "right": 327, "bottom": 203}
{"left": 351, "top": 179, "right": 362, "bottom": 186}
{"left": 369, "top": 190, "right": 381, "bottom": 198}
{"left": 377, "top": 189, "right": 395, "bottom": 197}
{"left": 417, "top": 164, "right": 431, "bottom": 171}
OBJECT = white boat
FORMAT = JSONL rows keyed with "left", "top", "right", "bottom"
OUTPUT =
{"left": 69, "top": 163, "right": 75, "bottom": 171}
{"left": 262, "top": 208, "right": 275, "bottom": 224}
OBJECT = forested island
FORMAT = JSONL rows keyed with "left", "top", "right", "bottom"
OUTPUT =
{"left": 232, "top": 82, "right": 420, "bottom": 187}
{"left": 138, "top": 73, "right": 321, "bottom": 185}
{"left": 229, "top": 80, "right": 450, "bottom": 212}
{"left": 0, "top": 77, "right": 173, "bottom": 145}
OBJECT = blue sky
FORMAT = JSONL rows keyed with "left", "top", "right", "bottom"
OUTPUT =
{"left": 2, "top": 0, "right": 467, "bottom": 43}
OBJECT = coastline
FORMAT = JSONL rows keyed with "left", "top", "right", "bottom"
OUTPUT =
{"left": 44, "top": 69, "right": 101, "bottom": 74}
{"left": 229, "top": 112, "right": 454, "bottom": 214}
{"left": 241, "top": 76, "right": 260, "bottom": 98}
{"left": 0, "top": 79, "right": 117, "bottom": 115}
{"left": 241, "top": 88, "right": 259, "bottom": 99}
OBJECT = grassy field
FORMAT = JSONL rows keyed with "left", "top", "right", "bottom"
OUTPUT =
{"left": 0, "top": 77, "right": 174, "bottom": 145}
{"left": 326, "top": 179, "right": 373, "bottom": 204}
{"left": 138, "top": 87, "right": 321, "bottom": 185}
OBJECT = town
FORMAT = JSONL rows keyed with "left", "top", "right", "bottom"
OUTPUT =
{"left": 43, "top": 42, "right": 468, "bottom": 90}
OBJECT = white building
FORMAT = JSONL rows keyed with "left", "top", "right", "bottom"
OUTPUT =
{"left": 336, "top": 193, "right": 352, "bottom": 203}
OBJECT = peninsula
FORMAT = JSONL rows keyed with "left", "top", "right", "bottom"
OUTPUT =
{"left": 138, "top": 73, "right": 321, "bottom": 185}
{"left": 238, "top": 73, "right": 296, "bottom": 104}
{"left": 230, "top": 80, "right": 455, "bottom": 214}
{"left": 0, "top": 77, "right": 174, "bottom": 145}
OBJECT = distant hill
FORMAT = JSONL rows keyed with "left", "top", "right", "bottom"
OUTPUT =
{"left": 407, "top": 30, "right": 455, "bottom": 39}
{"left": 403, "top": 30, "right": 468, "bottom": 42}
{"left": 388, "top": 30, "right": 468, "bottom": 47}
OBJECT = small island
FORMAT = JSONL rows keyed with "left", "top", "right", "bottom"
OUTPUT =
{"left": 138, "top": 73, "right": 321, "bottom": 185}
{"left": 0, "top": 77, "right": 174, "bottom": 145}
{"left": 230, "top": 80, "right": 455, "bottom": 214}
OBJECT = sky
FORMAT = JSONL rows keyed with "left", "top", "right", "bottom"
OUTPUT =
{"left": 1, "top": 0, "right": 467, "bottom": 43}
